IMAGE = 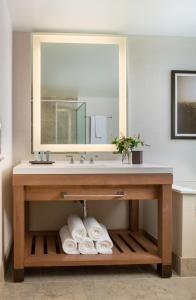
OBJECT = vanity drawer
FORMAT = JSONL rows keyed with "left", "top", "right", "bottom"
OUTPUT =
{"left": 25, "top": 185, "right": 159, "bottom": 201}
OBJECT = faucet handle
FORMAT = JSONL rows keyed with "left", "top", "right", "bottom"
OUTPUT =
{"left": 80, "top": 153, "right": 86, "bottom": 164}
{"left": 89, "top": 157, "right": 94, "bottom": 164}
{"left": 89, "top": 154, "right": 98, "bottom": 164}
{"left": 66, "top": 155, "right": 74, "bottom": 164}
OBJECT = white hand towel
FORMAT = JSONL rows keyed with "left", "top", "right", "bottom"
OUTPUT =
{"left": 67, "top": 214, "right": 87, "bottom": 242}
{"left": 95, "top": 115, "right": 107, "bottom": 138}
{"left": 78, "top": 237, "right": 98, "bottom": 255}
{"left": 95, "top": 224, "right": 113, "bottom": 254}
{"left": 90, "top": 115, "right": 107, "bottom": 144}
{"left": 83, "top": 217, "right": 104, "bottom": 241}
{"left": 59, "top": 225, "right": 79, "bottom": 254}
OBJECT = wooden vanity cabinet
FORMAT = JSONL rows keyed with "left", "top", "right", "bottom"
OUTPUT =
{"left": 13, "top": 173, "right": 172, "bottom": 282}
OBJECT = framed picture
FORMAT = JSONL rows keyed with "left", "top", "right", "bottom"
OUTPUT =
{"left": 171, "top": 70, "right": 196, "bottom": 139}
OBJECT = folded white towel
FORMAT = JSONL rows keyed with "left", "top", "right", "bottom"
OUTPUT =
{"left": 78, "top": 237, "right": 98, "bottom": 255}
{"left": 83, "top": 217, "right": 105, "bottom": 241}
{"left": 95, "top": 224, "right": 113, "bottom": 254}
{"left": 67, "top": 214, "right": 87, "bottom": 242}
{"left": 96, "top": 247, "right": 112, "bottom": 255}
{"left": 59, "top": 225, "right": 79, "bottom": 254}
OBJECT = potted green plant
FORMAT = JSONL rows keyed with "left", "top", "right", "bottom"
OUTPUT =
{"left": 112, "top": 134, "right": 149, "bottom": 164}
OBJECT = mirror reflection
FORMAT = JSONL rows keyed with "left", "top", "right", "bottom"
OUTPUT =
{"left": 40, "top": 43, "right": 119, "bottom": 144}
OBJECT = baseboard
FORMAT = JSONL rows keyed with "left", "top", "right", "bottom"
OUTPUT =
{"left": 172, "top": 253, "right": 196, "bottom": 276}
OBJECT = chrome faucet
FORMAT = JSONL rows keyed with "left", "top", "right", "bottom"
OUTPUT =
{"left": 80, "top": 153, "right": 86, "bottom": 164}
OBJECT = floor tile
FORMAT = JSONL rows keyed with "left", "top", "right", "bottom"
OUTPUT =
{"left": 2, "top": 265, "right": 196, "bottom": 300}
{"left": 40, "top": 282, "right": 86, "bottom": 300}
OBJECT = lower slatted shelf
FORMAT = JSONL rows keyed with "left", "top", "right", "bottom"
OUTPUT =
{"left": 24, "top": 230, "right": 161, "bottom": 267}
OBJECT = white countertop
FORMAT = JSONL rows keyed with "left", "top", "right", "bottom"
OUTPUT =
{"left": 13, "top": 161, "right": 173, "bottom": 175}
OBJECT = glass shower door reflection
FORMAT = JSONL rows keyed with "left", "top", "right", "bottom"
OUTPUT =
{"left": 76, "top": 103, "right": 86, "bottom": 144}
{"left": 41, "top": 100, "right": 86, "bottom": 144}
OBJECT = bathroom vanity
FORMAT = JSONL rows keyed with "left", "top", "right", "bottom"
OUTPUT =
{"left": 13, "top": 161, "right": 173, "bottom": 282}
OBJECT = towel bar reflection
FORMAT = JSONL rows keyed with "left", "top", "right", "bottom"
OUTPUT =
{"left": 85, "top": 116, "right": 112, "bottom": 119}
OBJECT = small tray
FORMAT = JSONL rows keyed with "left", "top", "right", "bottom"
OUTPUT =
{"left": 29, "top": 161, "right": 55, "bottom": 165}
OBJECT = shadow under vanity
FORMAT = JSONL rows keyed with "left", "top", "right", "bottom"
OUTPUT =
{"left": 13, "top": 33, "right": 173, "bottom": 282}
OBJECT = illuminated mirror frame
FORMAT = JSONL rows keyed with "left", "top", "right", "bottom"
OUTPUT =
{"left": 32, "top": 33, "right": 127, "bottom": 152}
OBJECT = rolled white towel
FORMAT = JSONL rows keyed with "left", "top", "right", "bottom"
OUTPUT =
{"left": 83, "top": 217, "right": 104, "bottom": 241}
{"left": 67, "top": 214, "right": 87, "bottom": 242}
{"left": 78, "top": 237, "right": 98, "bottom": 255}
{"left": 59, "top": 225, "right": 79, "bottom": 254}
{"left": 95, "top": 224, "right": 113, "bottom": 254}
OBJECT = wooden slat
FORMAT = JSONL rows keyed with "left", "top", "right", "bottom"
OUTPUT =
{"left": 119, "top": 232, "right": 144, "bottom": 253}
{"left": 109, "top": 232, "right": 132, "bottom": 254}
{"left": 35, "top": 236, "right": 44, "bottom": 255}
{"left": 57, "top": 234, "right": 64, "bottom": 254}
{"left": 130, "top": 232, "right": 157, "bottom": 253}
{"left": 110, "top": 243, "right": 121, "bottom": 255}
{"left": 110, "top": 234, "right": 122, "bottom": 254}
{"left": 47, "top": 236, "right": 57, "bottom": 255}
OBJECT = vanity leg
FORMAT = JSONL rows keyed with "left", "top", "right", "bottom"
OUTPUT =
{"left": 13, "top": 186, "right": 25, "bottom": 282}
{"left": 157, "top": 264, "right": 172, "bottom": 278}
{"left": 13, "top": 269, "right": 24, "bottom": 282}
{"left": 157, "top": 185, "right": 172, "bottom": 278}
{"left": 129, "top": 200, "right": 139, "bottom": 231}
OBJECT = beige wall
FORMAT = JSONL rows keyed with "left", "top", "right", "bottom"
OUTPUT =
{"left": 0, "top": 0, "right": 13, "bottom": 279}
{"left": 13, "top": 33, "right": 196, "bottom": 234}
{"left": 128, "top": 36, "right": 196, "bottom": 237}
{"left": 13, "top": 32, "right": 32, "bottom": 163}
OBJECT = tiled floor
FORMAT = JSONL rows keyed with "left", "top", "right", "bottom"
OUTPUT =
{"left": 1, "top": 265, "right": 196, "bottom": 299}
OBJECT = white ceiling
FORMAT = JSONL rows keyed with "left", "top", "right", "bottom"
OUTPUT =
{"left": 6, "top": 0, "right": 196, "bottom": 37}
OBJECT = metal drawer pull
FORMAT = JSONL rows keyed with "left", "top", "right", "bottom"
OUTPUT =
{"left": 62, "top": 191, "right": 125, "bottom": 198}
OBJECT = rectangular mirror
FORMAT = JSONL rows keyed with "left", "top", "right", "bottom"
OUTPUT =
{"left": 33, "top": 34, "right": 127, "bottom": 152}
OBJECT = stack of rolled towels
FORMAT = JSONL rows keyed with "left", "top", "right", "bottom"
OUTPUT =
{"left": 59, "top": 214, "right": 113, "bottom": 255}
